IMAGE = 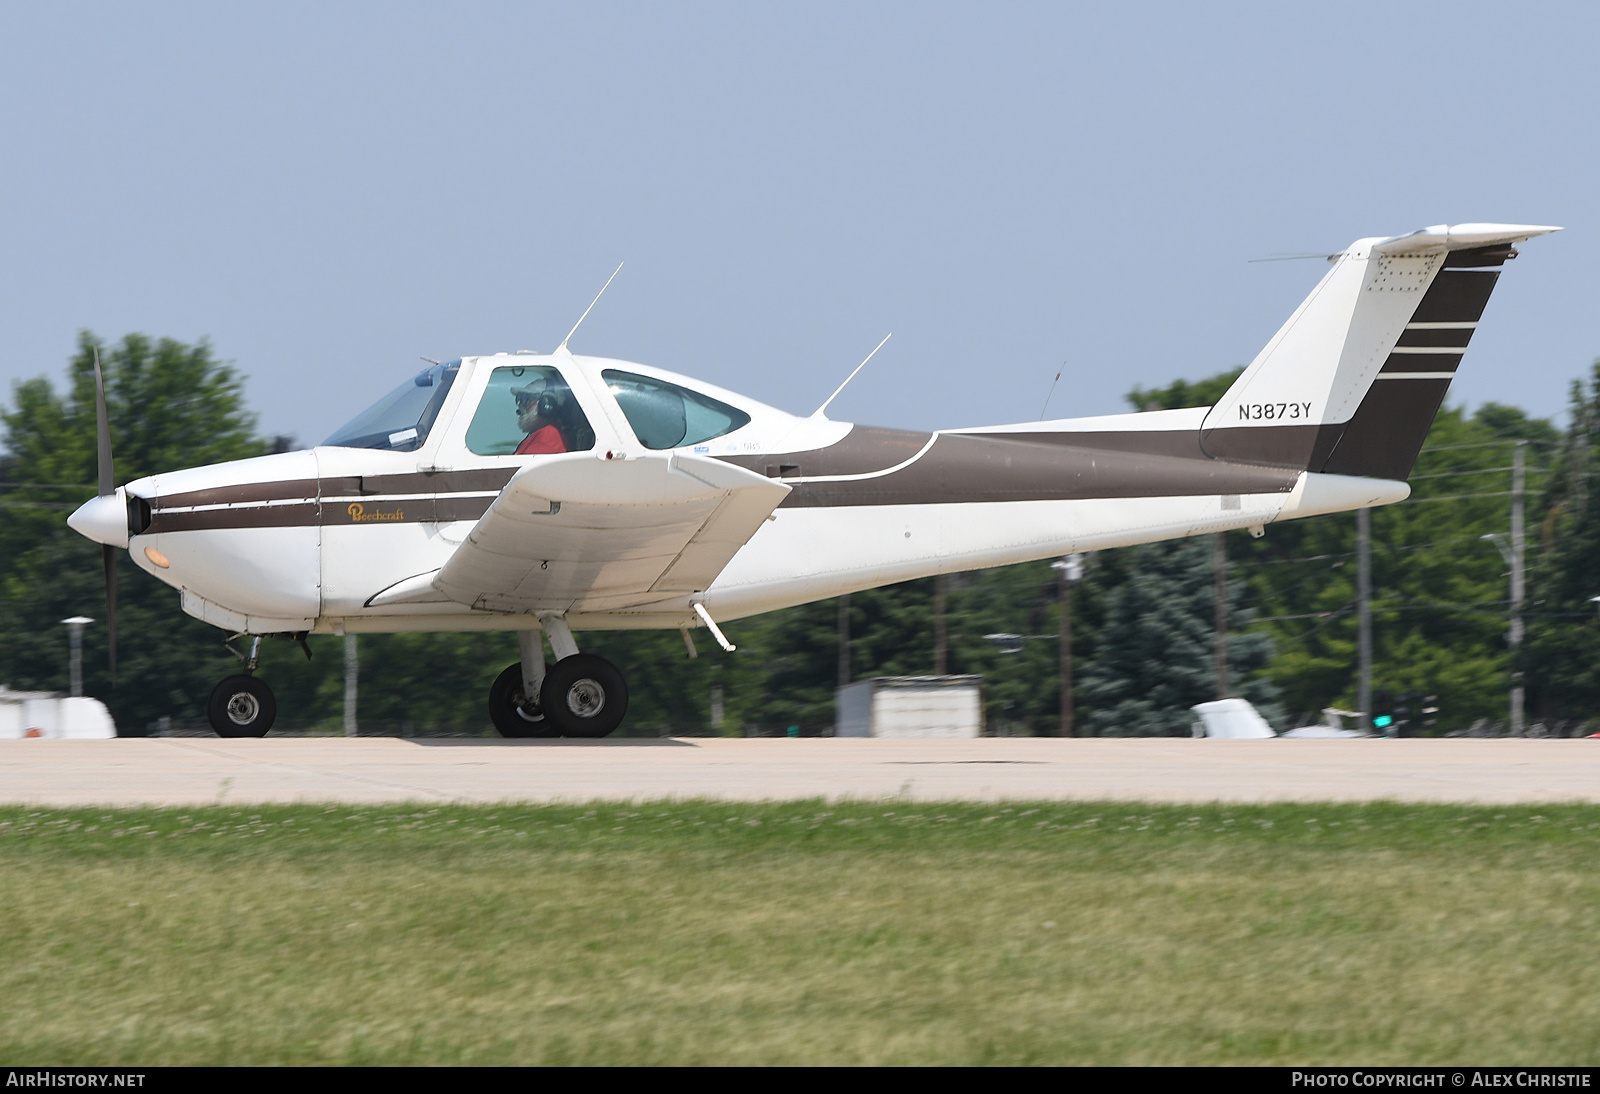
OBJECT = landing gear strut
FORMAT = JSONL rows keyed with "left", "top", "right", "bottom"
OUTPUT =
{"left": 490, "top": 618, "right": 628, "bottom": 739}
{"left": 208, "top": 635, "right": 277, "bottom": 737}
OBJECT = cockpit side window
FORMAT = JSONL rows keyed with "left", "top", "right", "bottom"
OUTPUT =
{"left": 464, "top": 365, "right": 596, "bottom": 456}
{"left": 602, "top": 370, "right": 751, "bottom": 450}
{"left": 323, "top": 361, "right": 461, "bottom": 452}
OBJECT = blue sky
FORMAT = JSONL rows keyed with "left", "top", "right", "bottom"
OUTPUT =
{"left": 1, "top": 2, "right": 1594, "bottom": 445}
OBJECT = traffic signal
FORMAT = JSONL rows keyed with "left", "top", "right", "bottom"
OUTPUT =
{"left": 1372, "top": 690, "right": 1395, "bottom": 733}
{"left": 1421, "top": 695, "right": 1439, "bottom": 733}
{"left": 1394, "top": 693, "right": 1413, "bottom": 736}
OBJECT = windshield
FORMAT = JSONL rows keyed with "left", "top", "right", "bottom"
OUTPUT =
{"left": 323, "top": 361, "right": 461, "bottom": 451}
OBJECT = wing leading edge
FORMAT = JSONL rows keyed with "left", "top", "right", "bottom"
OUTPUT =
{"left": 430, "top": 452, "right": 790, "bottom": 614}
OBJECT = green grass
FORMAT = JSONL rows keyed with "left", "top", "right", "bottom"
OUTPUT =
{"left": 2, "top": 800, "right": 1598, "bottom": 1065}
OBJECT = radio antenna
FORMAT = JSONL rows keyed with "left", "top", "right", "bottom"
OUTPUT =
{"left": 1247, "top": 252, "right": 1344, "bottom": 264}
{"left": 557, "top": 262, "right": 624, "bottom": 354}
{"left": 1039, "top": 366, "right": 1064, "bottom": 420}
{"left": 811, "top": 333, "right": 891, "bottom": 419}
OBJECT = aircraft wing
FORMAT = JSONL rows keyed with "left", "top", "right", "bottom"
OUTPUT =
{"left": 431, "top": 452, "right": 790, "bottom": 614}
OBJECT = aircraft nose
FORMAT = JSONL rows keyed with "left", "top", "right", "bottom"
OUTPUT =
{"left": 67, "top": 491, "right": 130, "bottom": 548}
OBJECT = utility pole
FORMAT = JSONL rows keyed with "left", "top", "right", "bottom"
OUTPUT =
{"left": 1357, "top": 507, "right": 1373, "bottom": 733}
{"left": 343, "top": 633, "right": 359, "bottom": 737}
{"left": 1213, "top": 533, "right": 1230, "bottom": 698}
{"left": 837, "top": 594, "right": 851, "bottom": 689}
{"left": 61, "top": 616, "right": 93, "bottom": 698}
{"left": 933, "top": 573, "right": 948, "bottom": 675}
{"left": 1051, "top": 555, "right": 1084, "bottom": 737}
{"left": 1510, "top": 441, "right": 1526, "bottom": 735}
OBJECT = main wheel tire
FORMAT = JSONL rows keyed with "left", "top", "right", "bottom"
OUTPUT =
{"left": 207, "top": 675, "right": 276, "bottom": 738}
{"left": 540, "top": 654, "right": 628, "bottom": 738}
{"left": 489, "top": 662, "right": 558, "bottom": 738}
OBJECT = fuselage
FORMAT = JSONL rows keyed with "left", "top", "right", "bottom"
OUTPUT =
{"left": 95, "top": 350, "right": 1402, "bottom": 639}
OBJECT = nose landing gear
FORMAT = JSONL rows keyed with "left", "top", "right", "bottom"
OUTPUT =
{"left": 208, "top": 674, "right": 277, "bottom": 737}
{"left": 207, "top": 635, "right": 276, "bottom": 737}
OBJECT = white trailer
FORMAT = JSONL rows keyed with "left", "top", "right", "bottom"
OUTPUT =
{"left": 0, "top": 687, "right": 117, "bottom": 739}
{"left": 835, "top": 675, "right": 984, "bottom": 738}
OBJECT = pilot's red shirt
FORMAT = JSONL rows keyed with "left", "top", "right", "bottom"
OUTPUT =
{"left": 515, "top": 425, "right": 567, "bottom": 455}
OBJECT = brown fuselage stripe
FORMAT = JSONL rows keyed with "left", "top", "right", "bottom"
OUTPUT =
{"left": 769, "top": 434, "right": 1299, "bottom": 508}
{"left": 155, "top": 469, "right": 517, "bottom": 510}
{"left": 144, "top": 469, "right": 514, "bottom": 534}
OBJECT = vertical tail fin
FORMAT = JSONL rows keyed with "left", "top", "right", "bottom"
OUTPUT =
{"left": 1200, "top": 224, "right": 1558, "bottom": 479}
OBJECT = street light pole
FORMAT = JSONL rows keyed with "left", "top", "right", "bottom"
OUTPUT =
{"left": 60, "top": 616, "right": 93, "bottom": 698}
{"left": 1357, "top": 507, "right": 1373, "bottom": 734}
{"left": 1213, "top": 533, "right": 1230, "bottom": 699}
{"left": 1051, "top": 555, "right": 1084, "bottom": 737}
{"left": 837, "top": 594, "right": 851, "bottom": 689}
{"left": 343, "top": 634, "right": 359, "bottom": 737}
{"left": 1510, "top": 441, "right": 1526, "bottom": 735}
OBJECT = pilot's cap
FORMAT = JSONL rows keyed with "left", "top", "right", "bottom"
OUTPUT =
{"left": 510, "top": 378, "right": 548, "bottom": 402}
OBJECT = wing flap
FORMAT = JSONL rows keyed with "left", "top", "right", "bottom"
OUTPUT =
{"left": 433, "top": 452, "right": 788, "bottom": 613}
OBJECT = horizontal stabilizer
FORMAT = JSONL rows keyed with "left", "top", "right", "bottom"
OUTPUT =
{"left": 1371, "top": 223, "right": 1560, "bottom": 255}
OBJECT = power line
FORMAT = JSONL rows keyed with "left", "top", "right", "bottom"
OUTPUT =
{"left": 1420, "top": 438, "right": 1556, "bottom": 453}
{"left": 1398, "top": 491, "right": 1512, "bottom": 503}
{"left": 1407, "top": 465, "right": 1547, "bottom": 481}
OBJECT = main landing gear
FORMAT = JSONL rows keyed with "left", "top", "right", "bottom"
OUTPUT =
{"left": 489, "top": 617, "right": 628, "bottom": 739}
{"left": 207, "top": 635, "right": 277, "bottom": 738}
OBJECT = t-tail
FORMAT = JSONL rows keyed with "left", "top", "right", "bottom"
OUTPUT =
{"left": 1202, "top": 223, "right": 1559, "bottom": 480}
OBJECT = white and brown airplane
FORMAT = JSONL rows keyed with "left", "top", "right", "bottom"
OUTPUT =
{"left": 67, "top": 223, "right": 1557, "bottom": 738}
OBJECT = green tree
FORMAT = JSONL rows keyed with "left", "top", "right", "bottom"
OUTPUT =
{"left": 1525, "top": 361, "right": 1600, "bottom": 725}
{"left": 1125, "top": 368, "right": 1243, "bottom": 412}
{"left": 0, "top": 332, "right": 269, "bottom": 732}
{"left": 1078, "top": 535, "right": 1276, "bottom": 736}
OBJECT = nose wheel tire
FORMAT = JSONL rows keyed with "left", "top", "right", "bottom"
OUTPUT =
{"left": 489, "top": 662, "right": 559, "bottom": 738}
{"left": 207, "top": 675, "right": 277, "bottom": 738}
{"left": 540, "top": 654, "right": 628, "bottom": 738}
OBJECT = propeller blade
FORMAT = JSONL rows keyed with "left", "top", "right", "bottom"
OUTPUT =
{"left": 93, "top": 348, "right": 114, "bottom": 498}
{"left": 93, "top": 347, "right": 117, "bottom": 683}
{"left": 103, "top": 544, "right": 118, "bottom": 684}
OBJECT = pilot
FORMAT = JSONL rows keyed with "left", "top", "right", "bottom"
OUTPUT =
{"left": 511, "top": 380, "right": 569, "bottom": 455}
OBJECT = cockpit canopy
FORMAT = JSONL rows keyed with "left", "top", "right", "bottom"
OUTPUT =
{"left": 323, "top": 354, "right": 777, "bottom": 458}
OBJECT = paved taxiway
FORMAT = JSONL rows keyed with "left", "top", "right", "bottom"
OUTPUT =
{"left": 2, "top": 737, "right": 1598, "bottom": 806}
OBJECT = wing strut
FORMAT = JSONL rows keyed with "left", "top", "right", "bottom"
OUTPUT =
{"left": 692, "top": 602, "right": 736, "bottom": 652}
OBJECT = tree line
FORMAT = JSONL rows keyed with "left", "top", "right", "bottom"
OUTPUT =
{"left": 4, "top": 332, "right": 1599, "bottom": 736}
